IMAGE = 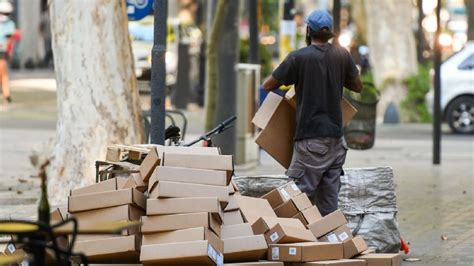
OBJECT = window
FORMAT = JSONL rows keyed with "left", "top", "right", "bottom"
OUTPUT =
{"left": 458, "top": 53, "right": 474, "bottom": 70}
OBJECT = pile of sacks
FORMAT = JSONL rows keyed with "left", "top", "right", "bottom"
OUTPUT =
{"left": 7, "top": 145, "right": 401, "bottom": 266}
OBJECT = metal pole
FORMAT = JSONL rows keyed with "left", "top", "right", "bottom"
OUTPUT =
{"left": 150, "top": 0, "right": 167, "bottom": 145}
{"left": 332, "top": 0, "right": 341, "bottom": 46}
{"left": 433, "top": 0, "right": 442, "bottom": 164}
{"left": 248, "top": 0, "right": 259, "bottom": 64}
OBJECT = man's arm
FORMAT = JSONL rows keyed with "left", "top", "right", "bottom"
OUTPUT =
{"left": 262, "top": 75, "right": 283, "bottom": 92}
{"left": 345, "top": 76, "right": 363, "bottom": 93}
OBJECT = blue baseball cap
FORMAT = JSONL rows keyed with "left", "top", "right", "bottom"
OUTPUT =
{"left": 305, "top": 9, "right": 333, "bottom": 32}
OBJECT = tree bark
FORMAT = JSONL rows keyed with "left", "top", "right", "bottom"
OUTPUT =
{"left": 48, "top": 0, "right": 144, "bottom": 204}
{"left": 364, "top": 0, "right": 418, "bottom": 119}
{"left": 466, "top": 0, "right": 474, "bottom": 40}
{"left": 205, "top": 0, "right": 229, "bottom": 131}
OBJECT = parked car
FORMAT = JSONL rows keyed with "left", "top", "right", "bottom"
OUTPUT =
{"left": 426, "top": 42, "right": 474, "bottom": 134}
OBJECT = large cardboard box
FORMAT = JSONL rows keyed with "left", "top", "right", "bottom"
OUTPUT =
{"left": 224, "top": 262, "right": 283, "bottom": 266}
{"left": 253, "top": 91, "right": 358, "bottom": 169}
{"left": 252, "top": 93, "right": 296, "bottom": 168}
{"left": 147, "top": 197, "right": 223, "bottom": 222}
{"left": 148, "top": 181, "right": 229, "bottom": 204}
{"left": 141, "top": 212, "right": 221, "bottom": 236}
{"left": 274, "top": 193, "right": 312, "bottom": 218}
{"left": 293, "top": 206, "right": 322, "bottom": 227}
{"left": 261, "top": 181, "right": 302, "bottom": 209}
{"left": 308, "top": 210, "right": 347, "bottom": 238}
{"left": 140, "top": 240, "right": 223, "bottom": 265}
{"left": 355, "top": 253, "right": 401, "bottom": 266}
{"left": 225, "top": 194, "right": 240, "bottom": 212}
{"left": 268, "top": 242, "right": 343, "bottom": 262}
{"left": 70, "top": 178, "right": 127, "bottom": 196}
{"left": 265, "top": 223, "right": 316, "bottom": 244}
{"left": 252, "top": 217, "right": 306, "bottom": 235}
{"left": 295, "top": 259, "right": 366, "bottom": 266}
{"left": 74, "top": 235, "right": 140, "bottom": 263}
{"left": 235, "top": 196, "right": 276, "bottom": 224}
{"left": 162, "top": 153, "right": 233, "bottom": 184}
{"left": 224, "top": 210, "right": 245, "bottom": 225}
{"left": 343, "top": 236, "right": 368, "bottom": 259}
{"left": 319, "top": 224, "right": 353, "bottom": 243}
{"left": 221, "top": 223, "right": 254, "bottom": 239}
{"left": 69, "top": 204, "right": 144, "bottom": 235}
{"left": 148, "top": 166, "right": 228, "bottom": 187}
{"left": 68, "top": 188, "right": 146, "bottom": 213}
{"left": 141, "top": 227, "right": 223, "bottom": 252}
{"left": 223, "top": 235, "right": 268, "bottom": 263}
{"left": 139, "top": 147, "right": 160, "bottom": 182}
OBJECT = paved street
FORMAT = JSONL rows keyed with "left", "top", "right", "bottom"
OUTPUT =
{"left": 0, "top": 73, "right": 473, "bottom": 265}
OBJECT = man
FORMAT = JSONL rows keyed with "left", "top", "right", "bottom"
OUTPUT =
{"left": 262, "top": 9, "right": 362, "bottom": 216}
{"left": 0, "top": 1, "right": 15, "bottom": 103}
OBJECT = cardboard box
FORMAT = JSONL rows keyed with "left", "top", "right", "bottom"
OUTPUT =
{"left": 69, "top": 204, "right": 143, "bottom": 235}
{"left": 50, "top": 207, "right": 67, "bottom": 223}
{"left": 235, "top": 196, "right": 276, "bottom": 224}
{"left": 261, "top": 181, "right": 302, "bottom": 209}
{"left": 140, "top": 240, "right": 223, "bottom": 265}
{"left": 156, "top": 145, "right": 221, "bottom": 156}
{"left": 253, "top": 92, "right": 357, "bottom": 169}
{"left": 293, "top": 206, "right": 322, "bottom": 227}
{"left": 319, "top": 224, "right": 353, "bottom": 243}
{"left": 225, "top": 194, "right": 240, "bottom": 212}
{"left": 147, "top": 197, "right": 223, "bottom": 222}
{"left": 355, "top": 253, "right": 401, "bottom": 266}
{"left": 142, "top": 227, "right": 223, "bottom": 252}
{"left": 295, "top": 259, "right": 366, "bottom": 266}
{"left": 252, "top": 217, "right": 306, "bottom": 235}
{"left": 265, "top": 223, "right": 316, "bottom": 244}
{"left": 343, "top": 236, "right": 368, "bottom": 259}
{"left": 68, "top": 188, "right": 146, "bottom": 213}
{"left": 274, "top": 193, "right": 312, "bottom": 218}
{"left": 148, "top": 166, "right": 228, "bottom": 188}
{"left": 139, "top": 147, "right": 160, "bottom": 182}
{"left": 141, "top": 212, "right": 221, "bottom": 236}
{"left": 221, "top": 223, "right": 254, "bottom": 239}
{"left": 123, "top": 173, "right": 147, "bottom": 192}
{"left": 268, "top": 242, "right": 343, "bottom": 262}
{"left": 308, "top": 210, "right": 347, "bottom": 238}
{"left": 224, "top": 210, "right": 245, "bottom": 225}
{"left": 228, "top": 183, "right": 236, "bottom": 195}
{"left": 70, "top": 178, "right": 127, "bottom": 196}
{"left": 162, "top": 153, "right": 234, "bottom": 184}
{"left": 252, "top": 93, "right": 296, "bottom": 168}
{"left": 224, "top": 235, "right": 268, "bottom": 263}
{"left": 148, "top": 181, "right": 229, "bottom": 204}
{"left": 285, "top": 87, "right": 357, "bottom": 126}
{"left": 74, "top": 235, "right": 140, "bottom": 263}
{"left": 224, "top": 262, "right": 283, "bottom": 266}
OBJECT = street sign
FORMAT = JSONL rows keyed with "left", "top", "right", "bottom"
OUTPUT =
{"left": 126, "top": 0, "right": 154, "bottom": 21}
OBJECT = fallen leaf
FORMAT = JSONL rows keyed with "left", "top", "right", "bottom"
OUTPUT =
{"left": 18, "top": 178, "right": 28, "bottom": 183}
{"left": 16, "top": 191, "right": 23, "bottom": 195}
{"left": 441, "top": 235, "right": 448, "bottom": 240}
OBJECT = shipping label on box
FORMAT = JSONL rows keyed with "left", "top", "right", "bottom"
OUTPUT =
{"left": 308, "top": 209, "right": 348, "bottom": 238}
{"left": 268, "top": 242, "right": 343, "bottom": 262}
{"left": 264, "top": 223, "right": 316, "bottom": 244}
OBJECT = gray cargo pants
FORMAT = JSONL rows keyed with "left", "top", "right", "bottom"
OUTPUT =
{"left": 286, "top": 137, "right": 348, "bottom": 216}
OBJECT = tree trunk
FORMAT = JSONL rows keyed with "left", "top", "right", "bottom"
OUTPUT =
{"left": 48, "top": 0, "right": 144, "bottom": 204}
{"left": 205, "top": 0, "right": 229, "bottom": 131}
{"left": 466, "top": 0, "right": 474, "bottom": 40}
{"left": 364, "top": 0, "right": 417, "bottom": 119}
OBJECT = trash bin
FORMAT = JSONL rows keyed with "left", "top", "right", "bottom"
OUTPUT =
{"left": 344, "top": 82, "right": 380, "bottom": 150}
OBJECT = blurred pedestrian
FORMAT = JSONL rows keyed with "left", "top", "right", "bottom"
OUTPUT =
{"left": 262, "top": 10, "right": 362, "bottom": 216}
{"left": 39, "top": 7, "right": 53, "bottom": 68}
{"left": 0, "top": 1, "right": 15, "bottom": 103}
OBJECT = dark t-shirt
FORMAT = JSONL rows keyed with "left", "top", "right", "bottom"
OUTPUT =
{"left": 272, "top": 43, "right": 359, "bottom": 140}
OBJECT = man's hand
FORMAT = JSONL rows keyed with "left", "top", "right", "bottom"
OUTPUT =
{"left": 345, "top": 76, "right": 363, "bottom": 93}
{"left": 262, "top": 76, "right": 282, "bottom": 92}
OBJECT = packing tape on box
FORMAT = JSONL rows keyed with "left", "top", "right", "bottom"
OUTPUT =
{"left": 272, "top": 247, "right": 279, "bottom": 260}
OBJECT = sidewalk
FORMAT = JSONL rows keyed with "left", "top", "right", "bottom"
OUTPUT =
{"left": 1, "top": 75, "right": 473, "bottom": 265}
